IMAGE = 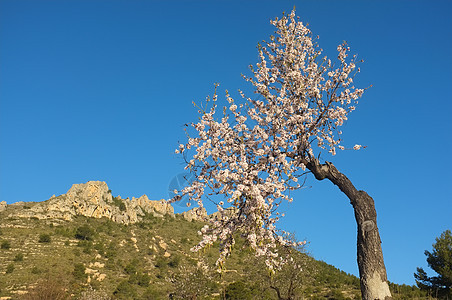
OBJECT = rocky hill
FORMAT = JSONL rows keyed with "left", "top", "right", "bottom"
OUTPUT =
{"left": 0, "top": 181, "right": 206, "bottom": 224}
{"left": 0, "top": 182, "right": 429, "bottom": 299}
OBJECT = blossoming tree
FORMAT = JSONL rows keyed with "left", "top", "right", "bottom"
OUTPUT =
{"left": 173, "top": 10, "right": 392, "bottom": 300}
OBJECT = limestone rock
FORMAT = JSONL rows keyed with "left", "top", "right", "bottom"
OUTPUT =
{"left": 128, "top": 195, "right": 174, "bottom": 218}
{"left": 0, "top": 201, "right": 6, "bottom": 212}
{"left": 210, "top": 207, "right": 239, "bottom": 221}
{"left": 181, "top": 207, "right": 207, "bottom": 222}
{"left": 4, "top": 181, "right": 175, "bottom": 225}
{"left": 97, "top": 274, "right": 107, "bottom": 281}
{"left": 158, "top": 240, "right": 168, "bottom": 250}
{"left": 1, "top": 180, "right": 235, "bottom": 226}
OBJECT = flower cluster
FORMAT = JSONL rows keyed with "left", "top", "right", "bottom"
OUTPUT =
{"left": 172, "top": 9, "right": 365, "bottom": 270}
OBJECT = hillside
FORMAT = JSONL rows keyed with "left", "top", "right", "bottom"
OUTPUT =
{"left": 0, "top": 182, "right": 429, "bottom": 299}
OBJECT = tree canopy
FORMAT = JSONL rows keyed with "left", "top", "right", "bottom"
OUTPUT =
{"left": 173, "top": 9, "right": 365, "bottom": 269}
{"left": 415, "top": 229, "right": 452, "bottom": 298}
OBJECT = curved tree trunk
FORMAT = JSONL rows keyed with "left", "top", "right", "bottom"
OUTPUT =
{"left": 305, "top": 158, "right": 392, "bottom": 300}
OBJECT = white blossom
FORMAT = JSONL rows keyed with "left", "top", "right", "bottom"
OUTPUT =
{"left": 171, "top": 8, "right": 365, "bottom": 270}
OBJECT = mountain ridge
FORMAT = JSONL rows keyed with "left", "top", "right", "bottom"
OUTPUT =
{"left": 0, "top": 181, "right": 206, "bottom": 224}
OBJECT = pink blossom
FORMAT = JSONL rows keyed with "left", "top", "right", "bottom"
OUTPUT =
{"left": 172, "top": 8, "right": 365, "bottom": 271}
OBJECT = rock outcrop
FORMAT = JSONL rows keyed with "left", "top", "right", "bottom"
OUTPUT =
{"left": 4, "top": 181, "right": 174, "bottom": 224}
{"left": 181, "top": 207, "right": 207, "bottom": 222}
{"left": 0, "top": 201, "right": 6, "bottom": 212}
{"left": 0, "top": 181, "right": 228, "bottom": 224}
{"left": 210, "top": 207, "right": 239, "bottom": 221}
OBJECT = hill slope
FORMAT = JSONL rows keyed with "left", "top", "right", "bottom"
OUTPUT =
{"left": 0, "top": 182, "right": 429, "bottom": 299}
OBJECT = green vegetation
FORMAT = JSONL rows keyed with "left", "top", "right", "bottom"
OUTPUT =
{"left": 38, "top": 233, "right": 52, "bottom": 243}
{"left": 415, "top": 229, "right": 452, "bottom": 299}
{"left": 0, "top": 210, "right": 430, "bottom": 299}
{"left": 225, "top": 281, "right": 261, "bottom": 299}
{"left": 13, "top": 252, "right": 24, "bottom": 262}
{"left": 6, "top": 263, "right": 14, "bottom": 274}
{"left": 1, "top": 240, "right": 11, "bottom": 249}
{"left": 73, "top": 263, "right": 87, "bottom": 280}
{"left": 112, "top": 196, "right": 126, "bottom": 211}
{"left": 22, "top": 277, "right": 69, "bottom": 300}
{"left": 75, "top": 224, "right": 95, "bottom": 241}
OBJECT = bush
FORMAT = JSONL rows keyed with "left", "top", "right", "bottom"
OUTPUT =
{"left": 77, "top": 240, "right": 93, "bottom": 254}
{"left": 13, "top": 252, "right": 24, "bottom": 262}
{"left": 112, "top": 197, "right": 126, "bottom": 211}
{"left": 94, "top": 242, "right": 105, "bottom": 254}
{"left": 75, "top": 225, "right": 94, "bottom": 241}
{"left": 38, "top": 233, "right": 52, "bottom": 243}
{"left": 154, "top": 258, "right": 167, "bottom": 270}
{"left": 137, "top": 273, "right": 151, "bottom": 287}
{"left": 73, "top": 263, "right": 87, "bottom": 280}
{"left": 105, "top": 249, "right": 116, "bottom": 259}
{"left": 6, "top": 263, "right": 14, "bottom": 274}
{"left": 1, "top": 240, "right": 11, "bottom": 249}
{"left": 124, "top": 258, "right": 140, "bottom": 275}
{"left": 113, "top": 280, "right": 137, "bottom": 299}
{"left": 168, "top": 255, "right": 181, "bottom": 268}
{"left": 225, "top": 281, "right": 259, "bottom": 300}
{"left": 22, "top": 277, "right": 68, "bottom": 300}
{"left": 124, "top": 261, "right": 137, "bottom": 275}
{"left": 143, "top": 286, "right": 164, "bottom": 299}
{"left": 129, "top": 272, "right": 151, "bottom": 287}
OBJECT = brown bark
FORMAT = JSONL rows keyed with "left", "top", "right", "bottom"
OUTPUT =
{"left": 304, "top": 158, "right": 392, "bottom": 300}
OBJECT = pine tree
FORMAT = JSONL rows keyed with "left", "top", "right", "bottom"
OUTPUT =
{"left": 415, "top": 230, "right": 452, "bottom": 299}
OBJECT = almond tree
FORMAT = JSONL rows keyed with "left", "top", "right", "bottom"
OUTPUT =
{"left": 173, "top": 10, "right": 392, "bottom": 299}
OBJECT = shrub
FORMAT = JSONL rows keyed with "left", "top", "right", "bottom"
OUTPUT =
{"left": 143, "top": 286, "right": 164, "bottom": 299}
{"left": 73, "top": 248, "right": 81, "bottom": 257}
{"left": 124, "top": 259, "right": 139, "bottom": 275}
{"left": 54, "top": 227, "right": 73, "bottom": 238}
{"left": 136, "top": 273, "right": 151, "bottom": 287}
{"left": 75, "top": 224, "right": 94, "bottom": 241}
{"left": 113, "top": 280, "right": 137, "bottom": 299}
{"left": 168, "top": 255, "right": 181, "bottom": 268}
{"left": 13, "top": 252, "right": 24, "bottom": 262}
{"left": 105, "top": 249, "right": 116, "bottom": 259}
{"left": 154, "top": 258, "right": 167, "bottom": 269}
{"left": 38, "top": 233, "right": 52, "bottom": 243}
{"left": 22, "top": 277, "right": 68, "bottom": 300}
{"left": 6, "top": 263, "right": 14, "bottom": 274}
{"left": 112, "top": 197, "right": 126, "bottom": 211}
{"left": 129, "top": 272, "right": 151, "bottom": 287}
{"left": 1, "top": 240, "right": 11, "bottom": 249}
{"left": 94, "top": 242, "right": 105, "bottom": 256}
{"left": 225, "top": 281, "right": 259, "bottom": 300}
{"left": 77, "top": 240, "right": 93, "bottom": 254}
{"left": 73, "top": 263, "right": 87, "bottom": 280}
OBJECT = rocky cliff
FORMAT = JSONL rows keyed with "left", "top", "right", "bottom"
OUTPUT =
{"left": 0, "top": 201, "right": 6, "bottom": 212}
{"left": 2, "top": 181, "right": 182, "bottom": 224}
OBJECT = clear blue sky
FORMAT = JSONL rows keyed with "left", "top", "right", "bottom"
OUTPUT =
{"left": 1, "top": 0, "right": 451, "bottom": 286}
